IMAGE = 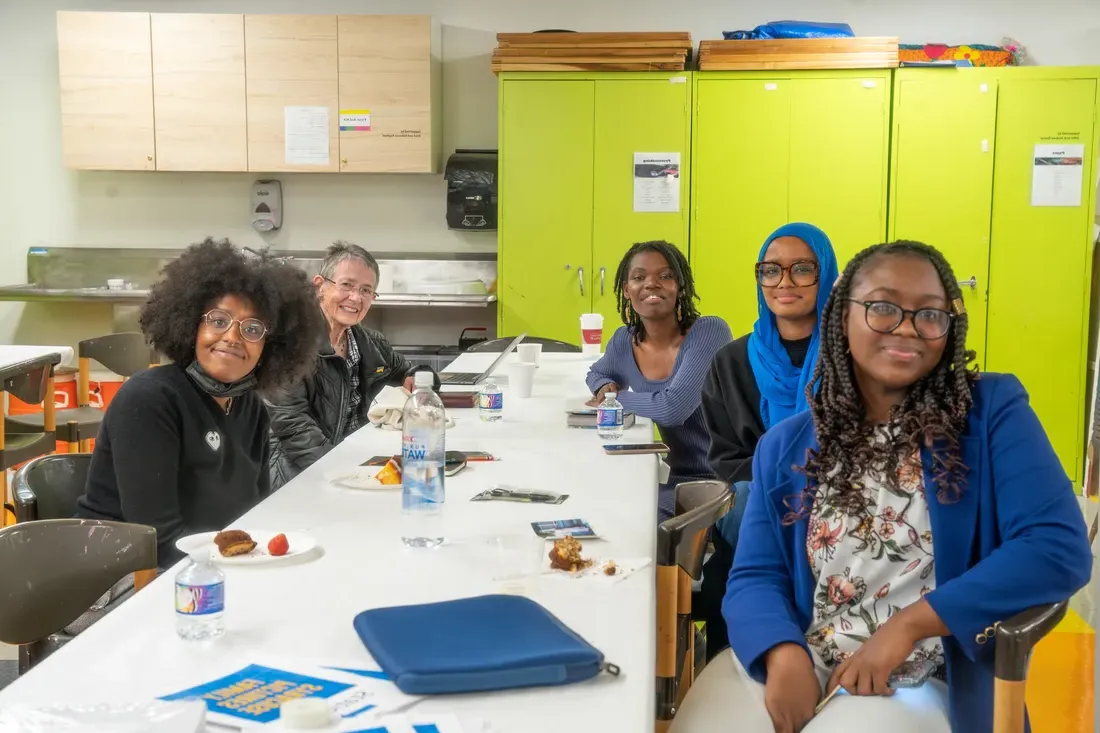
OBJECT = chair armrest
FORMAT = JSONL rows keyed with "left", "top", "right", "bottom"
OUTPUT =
{"left": 994, "top": 600, "right": 1069, "bottom": 682}
{"left": 10, "top": 469, "right": 38, "bottom": 522}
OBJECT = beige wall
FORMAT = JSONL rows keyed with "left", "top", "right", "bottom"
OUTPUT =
{"left": 2, "top": 0, "right": 1100, "bottom": 349}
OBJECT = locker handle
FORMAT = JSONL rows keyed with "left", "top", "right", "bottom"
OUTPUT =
{"left": 958, "top": 276, "right": 977, "bottom": 290}
{"left": 578, "top": 267, "right": 585, "bottom": 296}
{"left": 600, "top": 267, "right": 606, "bottom": 296}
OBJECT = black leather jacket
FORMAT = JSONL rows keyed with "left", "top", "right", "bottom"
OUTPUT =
{"left": 265, "top": 325, "right": 436, "bottom": 489}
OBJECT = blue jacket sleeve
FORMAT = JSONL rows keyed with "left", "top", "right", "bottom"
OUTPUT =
{"left": 924, "top": 375, "right": 1093, "bottom": 661}
{"left": 615, "top": 317, "right": 733, "bottom": 427}
{"left": 723, "top": 442, "right": 811, "bottom": 682}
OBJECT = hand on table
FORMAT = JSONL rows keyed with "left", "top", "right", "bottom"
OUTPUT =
{"left": 403, "top": 376, "right": 415, "bottom": 393}
{"left": 825, "top": 616, "right": 917, "bottom": 697}
{"left": 763, "top": 644, "right": 820, "bottom": 733}
{"left": 586, "top": 382, "right": 620, "bottom": 407}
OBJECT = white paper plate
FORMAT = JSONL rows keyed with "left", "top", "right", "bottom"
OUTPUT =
{"left": 324, "top": 467, "right": 402, "bottom": 491}
{"left": 175, "top": 529, "right": 319, "bottom": 565}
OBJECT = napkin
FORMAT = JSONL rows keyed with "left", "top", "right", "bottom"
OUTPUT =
{"left": 368, "top": 385, "right": 455, "bottom": 431}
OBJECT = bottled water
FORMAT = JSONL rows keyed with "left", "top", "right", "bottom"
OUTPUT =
{"left": 478, "top": 379, "right": 503, "bottom": 422}
{"left": 175, "top": 551, "right": 225, "bottom": 640}
{"left": 401, "top": 370, "right": 446, "bottom": 548}
{"left": 596, "top": 392, "right": 624, "bottom": 440}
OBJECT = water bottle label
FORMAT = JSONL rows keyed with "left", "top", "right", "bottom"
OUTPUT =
{"left": 176, "top": 582, "right": 224, "bottom": 616}
{"left": 478, "top": 392, "right": 503, "bottom": 410}
{"left": 597, "top": 407, "right": 623, "bottom": 428}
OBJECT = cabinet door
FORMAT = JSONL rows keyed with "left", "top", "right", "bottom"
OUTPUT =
{"left": 499, "top": 81, "right": 594, "bottom": 343}
{"left": 151, "top": 14, "right": 247, "bottom": 171}
{"left": 338, "top": 16, "right": 435, "bottom": 173}
{"left": 592, "top": 78, "right": 691, "bottom": 342}
{"left": 692, "top": 79, "right": 790, "bottom": 336}
{"left": 245, "top": 15, "right": 339, "bottom": 172}
{"left": 889, "top": 74, "right": 996, "bottom": 368}
{"left": 56, "top": 12, "right": 155, "bottom": 170}
{"left": 788, "top": 76, "right": 889, "bottom": 267}
{"left": 986, "top": 77, "right": 1098, "bottom": 482}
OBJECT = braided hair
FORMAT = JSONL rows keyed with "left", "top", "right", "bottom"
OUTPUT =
{"left": 613, "top": 240, "right": 700, "bottom": 343}
{"left": 788, "top": 240, "right": 979, "bottom": 525}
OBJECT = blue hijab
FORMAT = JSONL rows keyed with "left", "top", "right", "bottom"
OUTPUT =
{"left": 747, "top": 222, "right": 839, "bottom": 429}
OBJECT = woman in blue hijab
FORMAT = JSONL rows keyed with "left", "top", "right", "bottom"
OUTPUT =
{"left": 697, "top": 222, "right": 838, "bottom": 662}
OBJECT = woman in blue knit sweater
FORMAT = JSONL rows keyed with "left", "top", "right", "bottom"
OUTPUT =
{"left": 586, "top": 240, "right": 732, "bottom": 520}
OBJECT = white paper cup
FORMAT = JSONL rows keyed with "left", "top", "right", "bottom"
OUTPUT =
{"left": 518, "top": 343, "right": 542, "bottom": 364}
{"left": 507, "top": 362, "right": 537, "bottom": 398}
{"left": 580, "top": 313, "right": 604, "bottom": 355}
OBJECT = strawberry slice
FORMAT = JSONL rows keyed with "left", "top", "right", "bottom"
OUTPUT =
{"left": 267, "top": 533, "right": 290, "bottom": 556}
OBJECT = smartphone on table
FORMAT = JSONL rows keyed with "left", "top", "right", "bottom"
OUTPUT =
{"left": 603, "top": 442, "right": 669, "bottom": 456}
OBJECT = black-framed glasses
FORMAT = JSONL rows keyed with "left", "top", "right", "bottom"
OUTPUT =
{"left": 755, "top": 260, "right": 820, "bottom": 287}
{"left": 200, "top": 309, "right": 268, "bottom": 342}
{"left": 847, "top": 299, "right": 955, "bottom": 340}
{"left": 322, "top": 276, "right": 376, "bottom": 300}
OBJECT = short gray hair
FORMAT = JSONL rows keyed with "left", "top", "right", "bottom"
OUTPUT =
{"left": 319, "top": 241, "right": 380, "bottom": 282}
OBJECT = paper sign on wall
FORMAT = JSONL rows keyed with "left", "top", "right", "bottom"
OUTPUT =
{"left": 340, "top": 109, "right": 372, "bottom": 132}
{"left": 1031, "top": 143, "right": 1084, "bottom": 207}
{"left": 633, "top": 153, "right": 680, "bottom": 213}
{"left": 285, "top": 106, "right": 330, "bottom": 166}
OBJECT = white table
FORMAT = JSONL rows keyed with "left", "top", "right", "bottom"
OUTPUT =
{"left": 0, "top": 344, "right": 74, "bottom": 372}
{"left": 0, "top": 352, "right": 660, "bottom": 732}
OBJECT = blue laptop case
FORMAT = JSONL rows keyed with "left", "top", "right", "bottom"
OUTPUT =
{"left": 352, "top": 594, "right": 617, "bottom": 695}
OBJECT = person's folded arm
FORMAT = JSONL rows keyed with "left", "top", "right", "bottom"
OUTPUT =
{"left": 585, "top": 331, "right": 624, "bottom": 394}
{"left": 265, "top": 379, "right": 331, "bottom": 471}
{"left": 723, "top": 444, "right": 810, "bottom": 682}
{"left": 702, "top": 356, "right": 755, "bottom": 483}
{"left": 107, "top": 383, "right": 186, "bottom": 568}
{"left": 616, "top": 319, "right": 733, "bottom": 427}
{"left": 924, "top": 375, "right": 1093, "bottom": 661}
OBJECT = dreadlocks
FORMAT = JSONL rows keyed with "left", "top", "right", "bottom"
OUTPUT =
{"left": 614, "top": 240, "right": 700, "bottom": 344}
{"left": 787, "top": 240, "right": 979, "bottom": 526}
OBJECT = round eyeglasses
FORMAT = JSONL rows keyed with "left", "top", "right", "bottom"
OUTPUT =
{"left": 755, "top": 260, "right": 820, "bottom": 288}
{"left": 847, "top": 299, "right": 955, "bottom": 340}
{"left": 200, "top": 309, "right": 268, "bottom": 342}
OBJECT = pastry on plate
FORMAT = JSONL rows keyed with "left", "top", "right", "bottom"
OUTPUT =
{"left": 214, "top": 529, "right": 257, "bottom": 557}
{"left": 549, "top": 536, "right": 593, "bottom": 573}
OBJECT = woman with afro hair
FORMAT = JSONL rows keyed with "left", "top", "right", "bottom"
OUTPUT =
{"left": 76, "top": 238, "right": 324, "bottom": 569}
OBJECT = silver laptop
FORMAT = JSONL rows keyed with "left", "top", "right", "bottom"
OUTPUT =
{"left": 440, "top": 334, "right": 527, "bottom": 385}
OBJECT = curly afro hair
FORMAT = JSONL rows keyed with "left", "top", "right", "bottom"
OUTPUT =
{"left": 140, "top": 238, "right": 324, "bottom": 393}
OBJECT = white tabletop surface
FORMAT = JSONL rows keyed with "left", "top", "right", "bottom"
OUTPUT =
{"left": 0, "top": 344, "right": 74, "bottom": 370}
{"left": 0, "top": 352, "right": 659, "bottom": 732}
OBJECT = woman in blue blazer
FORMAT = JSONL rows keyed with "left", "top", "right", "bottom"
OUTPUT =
{"left": 673, "top": 240, "right": 1091, "bottom": 733}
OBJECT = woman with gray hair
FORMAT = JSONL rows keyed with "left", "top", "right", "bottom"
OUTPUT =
{"left": 266, "top": 241, "right": 437, "bottom": 488}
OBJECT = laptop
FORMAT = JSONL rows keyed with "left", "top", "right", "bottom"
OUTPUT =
{"left": 439, "top": 334, "right": 526, "bottom": 385}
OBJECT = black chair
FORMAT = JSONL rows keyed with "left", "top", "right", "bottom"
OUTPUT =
{"left": 467, "top": 336, "right": 581, "bottom": 353}
{"left": 11, "top": 453, "right": 91, "bottom": 522}
{"left": 0, "top": 519, "right": 157, "bottom": 673}
{"left": 6, "top": 333, "right": 157, "bottom": 452}
{"left": 656, "top": 480, "right": 733, "bottom": 732}
{"left": 1, "top": 353, "right": 58, "bottom": 474}
{"left": 992, "top": 601, "right": 1071, "bottom": 733}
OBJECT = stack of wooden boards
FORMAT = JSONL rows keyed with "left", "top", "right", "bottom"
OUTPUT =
{"left": 699, "top": 37, "right": 899, "bottom": 70}
{"left": 492, "top": 32, "right": 692, "bottom": 73}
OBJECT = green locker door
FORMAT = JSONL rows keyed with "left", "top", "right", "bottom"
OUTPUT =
{"left": 499, "top": 80, "right": 595, "bottom": 343}
{"left": 788, "top": 75, "right": 890, "bottom": 267}
{"left": 592, "top": 78, "right": 691, "bottom": 341}
{"left": 888, "top": 72, "right": 997, "bottom": 369}
{"left": 692, "top": 78, "right": 790, "bottom": 336}
{"left": 986, "top": 77, "right": 1098, "bottom": 482}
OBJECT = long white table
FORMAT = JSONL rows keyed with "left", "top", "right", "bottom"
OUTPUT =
{"left": 0, "top": 352, "right": 659, "bottom": 732}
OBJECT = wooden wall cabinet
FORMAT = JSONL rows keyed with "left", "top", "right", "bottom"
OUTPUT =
{"left": 56, "top": 11, "right": 156, "bottom": 170}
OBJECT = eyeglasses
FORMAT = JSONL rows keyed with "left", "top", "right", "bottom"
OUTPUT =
{"left": 847, "top": 299, "right": 955, "bottom": 340}
{"left": 322, "top": 276, "right": 376, "bottom": 300}
{"left": 755, "top": 260, "right": 820, "bottom": 288}
{"left": 200, "top": 309, "right": 268, "bottom": 343}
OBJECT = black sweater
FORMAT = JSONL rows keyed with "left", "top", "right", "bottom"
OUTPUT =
{"left": 76, "top": 364, "right": 270, "bottom": 568}
{"left": 701, "top": 333, "right": 810, "bottom": 483}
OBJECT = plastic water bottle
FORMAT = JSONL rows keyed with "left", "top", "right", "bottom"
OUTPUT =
{"left": 175, "top": 551, "right": 225, "bottom": 640}
{"left": 401, "top": 370, "right": 446, "bottom": 548}
{"left": 596, "top": 392, "right": 624, "bottom": 440}
{"left": 478, "top": 379, "right": 503, "bottom": 422}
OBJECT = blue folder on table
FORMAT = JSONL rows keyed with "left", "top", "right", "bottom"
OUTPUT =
{"left": 353, "top": 594, "right": 618, "bottom": 695}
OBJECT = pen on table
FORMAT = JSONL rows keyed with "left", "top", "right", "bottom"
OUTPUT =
{"left": 815, "top": 684, "right": 841, "bottom": 715}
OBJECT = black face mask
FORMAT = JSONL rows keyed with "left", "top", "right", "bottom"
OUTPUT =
{"left": 185, "top": 360, "right": 258, "bottom": 400}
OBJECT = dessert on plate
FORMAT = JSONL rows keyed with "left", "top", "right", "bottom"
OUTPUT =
{"left": 549, "top": 536, "right": 593, "bottom": 573}
{"left": 214, "top": 529, "right": 256, "bottom": 557}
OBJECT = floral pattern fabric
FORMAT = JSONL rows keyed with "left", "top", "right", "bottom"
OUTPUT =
{"left": 804, "top": 442, "right": 944, "bottom": 682}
